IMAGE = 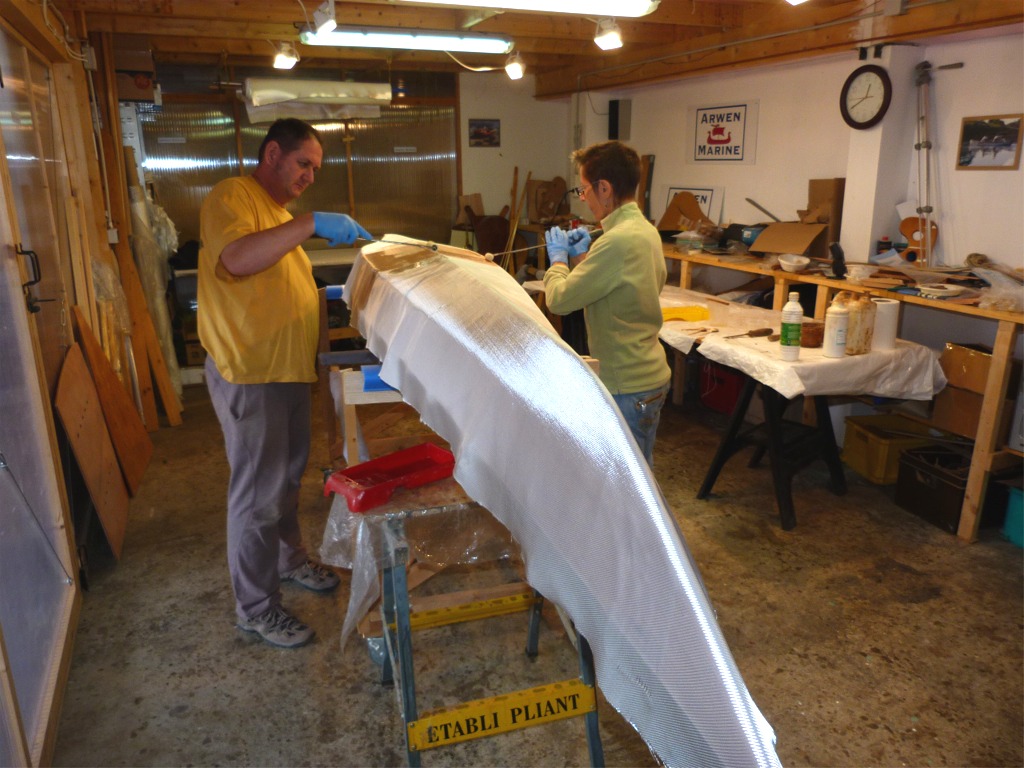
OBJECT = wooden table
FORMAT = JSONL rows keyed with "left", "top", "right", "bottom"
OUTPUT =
{"left": 665, "top": 246, "right": 1024, "bottom": 542}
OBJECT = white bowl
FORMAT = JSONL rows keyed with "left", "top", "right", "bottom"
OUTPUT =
{"left": 846, "top": 263, "right": 876, "bottom": 282}
{"left": 778, "top": 254, "right": 810, "bottom": 273}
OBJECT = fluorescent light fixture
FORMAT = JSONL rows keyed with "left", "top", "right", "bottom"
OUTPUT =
{"left": 313, "top": 0, "right": 337, "bottom": 35}
{"left": 300, "top": 27, "right": 513, "bottom": 54}
{"left": 594, "top": 18, "right": 622, "bottom": 50}
{"left": 504, "top": 52, "right": 524, "bottom": 80}
{"left": 785, "top": 0, "right": 810, "bottom": 4}
{"left": 245, "top": 78, "right": 392, "bottom": 107}
{"left": 392, "top": 0, "right": 658, "bottom": 17}
{"left": 273, "top": 42, "right": 299, "bottom": 69}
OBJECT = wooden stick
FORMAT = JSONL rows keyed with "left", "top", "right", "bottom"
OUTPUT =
{"left": 504, "top": 171, "right": 531, "bottom": 271}
{"left": 509, "top": 166, "right": 518, "bottom": 222}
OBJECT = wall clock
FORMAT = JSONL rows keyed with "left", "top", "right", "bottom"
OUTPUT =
{"left": 839, "top": 64, "right": 893, "bottom": 130}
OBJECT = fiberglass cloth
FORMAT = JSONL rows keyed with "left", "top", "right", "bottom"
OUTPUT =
{"left": 341, "top": 239, "right": 781, "bottom": 768}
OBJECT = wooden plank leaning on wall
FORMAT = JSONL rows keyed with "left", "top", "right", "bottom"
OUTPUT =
{"left": 86, "top": 27, "right": 181, "bottom": 429}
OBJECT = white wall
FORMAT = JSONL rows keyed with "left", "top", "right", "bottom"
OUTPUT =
{"left": 458, "top": 72, "right": 572, "bottom": 219}
{"left": 458, "top": 31, "right": 1022, "bottom": 337}
{"left": 476, "top": 30, "right": 1023, "bottom": 268}
{"left": 574, "top": 56, "right": 853, "bottom": 236}
{"left": 909, "top": 33, "right": 1024, "bottom": 269}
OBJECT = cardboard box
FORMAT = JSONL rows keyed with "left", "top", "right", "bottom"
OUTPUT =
{"left": 748, "top": 222, "right": 828, "bottom": 260}
{"left": 658, "top": 190, "right": 716, "bottom": 232}
{"left": 180, "top": 313, "right": 199, "bottom": 342}
{"left": 938, "top": 342, "right": 1020, "bottom": 395}
{"left": 184, "top": 341, "right": 206, "bottom": 367}
{"left": 798, "top": 178, "right": 845, "bottom": 246}
{"left": 939, "top": 342, "right": 995, "bottom": 394}
{"left": 930, "top": 385, "right": 1012, "bottom": 442}
{"left": 113, "top": 35, "right": 155, "bottom": 102}
{"left": 113, "top": 48, "right": 154, "bottom": 73}
{"left": 116, "top": 71, "right": 156, "bottom": 102}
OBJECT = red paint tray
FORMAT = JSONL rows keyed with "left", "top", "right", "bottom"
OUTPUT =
{"left": 323, "top": 443, "right": 455, "bottom": 512}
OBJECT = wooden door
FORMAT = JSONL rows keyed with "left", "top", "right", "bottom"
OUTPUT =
{"left": 0, "top": 20, "right": 80, "bottom": 768}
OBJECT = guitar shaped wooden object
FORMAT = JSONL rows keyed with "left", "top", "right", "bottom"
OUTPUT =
{"left": 899, "top": 216, "right": 939, "bottom": 264}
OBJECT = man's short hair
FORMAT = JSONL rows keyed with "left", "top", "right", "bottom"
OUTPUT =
{"left": 258, "top": 118, "right": 323, "bottom": 163}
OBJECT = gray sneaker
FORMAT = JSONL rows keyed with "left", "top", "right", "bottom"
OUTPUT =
{"left": 237, "top": 606, "right": 314, "bottom": 648}
{"left": 281, "top": 559, "right": 340, "bottom": 593}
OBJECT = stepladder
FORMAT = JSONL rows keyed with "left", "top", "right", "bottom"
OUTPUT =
{"left": 349, "top": 497, "right": 605, "bottom": 767}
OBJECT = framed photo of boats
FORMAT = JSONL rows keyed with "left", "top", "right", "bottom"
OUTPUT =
{"left": 468, "top": 118, "right": 500, "bottom": 148}
{"left": 955, "top": 114, "right": 1022, "bottom": 170}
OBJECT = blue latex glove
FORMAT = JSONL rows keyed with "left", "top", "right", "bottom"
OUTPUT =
{"left": 567, "top": 227, "right": 591, "bottom": 257}
{"left": 545, "top": 226, "right": 570, "bottom": 267}
{"left": 313, "top": 212, "right": 372, "bottom": 246}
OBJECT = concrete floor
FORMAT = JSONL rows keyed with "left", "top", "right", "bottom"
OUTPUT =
{"left": 53, "top": 382, "right": 1023, "bottom": 767}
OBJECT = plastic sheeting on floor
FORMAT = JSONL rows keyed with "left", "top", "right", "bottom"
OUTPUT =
{"left": 332, "top": 235, "right": 781, "bottom": 768}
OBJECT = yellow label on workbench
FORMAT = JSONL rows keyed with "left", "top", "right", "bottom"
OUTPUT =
{"left": 662, "top": 305, "right": 710, "bottom": 322}
{"left": 407, "top": 678, "right": 595, "bottom": 751}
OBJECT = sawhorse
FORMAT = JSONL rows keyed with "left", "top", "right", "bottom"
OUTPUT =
{"left": 697, "top": 373, "right": 847, "bottom": 529}
{"left": 372, "top": 511, "right": 604, "bottom": 767}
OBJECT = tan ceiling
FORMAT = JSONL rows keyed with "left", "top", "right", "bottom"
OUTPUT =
{"left": 55, "top": 0, "right": 1022, "bottom": 98}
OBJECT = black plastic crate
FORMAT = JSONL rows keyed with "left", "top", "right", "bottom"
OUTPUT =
{"left": 895, "top": 446, "right": 1002, "bottom": 534}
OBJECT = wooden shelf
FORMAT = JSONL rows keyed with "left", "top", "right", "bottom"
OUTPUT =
{"left": 669, "top": 246, "right": 1023, "bottom": 542}
{"left": 666, "top": 247, "right": 1024, "bottom": 323}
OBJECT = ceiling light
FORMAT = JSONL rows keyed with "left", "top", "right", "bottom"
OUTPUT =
{"left": 785, "top": 0, "right": 811, "bottom": 4}
{"left": 392, "top": 0, "right": 658, "bottom": 17}
{"left": 245, "top": 78, "right": 392, "bottom": 106}
{"left": 313, "top": 0, "right": 337, "bottom": 35}
{"left": 273, "top": 42, "right": 300, "bottom": 69}
{"left": 300, "top": 27, "right": 513, "bottom": 55}
{"left": 504, "top": 52, "right": 524, "bottom": 80}
{"left": 594, "top": 18, "right": 622, "bottom": 50}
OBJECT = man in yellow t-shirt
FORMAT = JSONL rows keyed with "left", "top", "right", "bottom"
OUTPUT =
{"left": 199, "top": 118, "right": 371, "bottom": 649}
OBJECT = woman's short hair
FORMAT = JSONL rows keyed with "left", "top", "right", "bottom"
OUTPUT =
{"left": 258, "top": 118, "right": 323, "bottom": 163}
{"left": 571, "top": 140, "right": 640, "bottom": 200}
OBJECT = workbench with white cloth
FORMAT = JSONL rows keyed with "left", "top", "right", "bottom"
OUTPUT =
{"left": 656, "top": 285, "right": 948, "bottom": 529}
{"left": 319, "top": 235, "right": 781, "bottom": 768}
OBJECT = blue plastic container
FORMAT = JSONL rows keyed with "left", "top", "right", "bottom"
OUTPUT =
{"left": 1002, "top": 487, "right": 1023, "bottom": 548}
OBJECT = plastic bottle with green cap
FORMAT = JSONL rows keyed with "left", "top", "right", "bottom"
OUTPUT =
{"left": 780, "top": 291, "right": 802, "bottom": 362}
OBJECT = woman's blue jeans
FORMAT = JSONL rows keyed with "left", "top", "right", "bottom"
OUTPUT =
{"left": 612, "top": 381, "right": 670, "bottom": 468}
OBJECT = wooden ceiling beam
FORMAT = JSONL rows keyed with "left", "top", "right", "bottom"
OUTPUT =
{"left": 533, "top": 0, "right": 1024, "bottom": 97}
{"left": 79, "top": 9, "right": 693, "bottom": 46}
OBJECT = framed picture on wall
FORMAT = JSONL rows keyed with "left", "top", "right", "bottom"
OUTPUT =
{"left": 686, "top": 101, "right": 758, "bottom": 165}
{"left": 469, "top": 119, "right": 500, "bottom": 148}
{"left": 955, "top": 114, "right": 1023, "bottom": 170}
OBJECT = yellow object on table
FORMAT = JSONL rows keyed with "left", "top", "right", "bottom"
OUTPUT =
{"left": 662, "top": 305, "right": 710, "bottom": 323}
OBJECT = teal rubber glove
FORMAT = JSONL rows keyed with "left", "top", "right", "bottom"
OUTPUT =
{"left": 567, "top": 227, "right": 591, "bottom": 257}
{"left": 313, "top": 212, "right": 372, "bottom": 246}
{"left": 545, "top": 226, "right": 570, "bottom": 267}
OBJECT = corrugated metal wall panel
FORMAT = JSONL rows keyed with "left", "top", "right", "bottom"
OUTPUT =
{"left": 138, "top": 102, "right": 237, "bottom": 244}
{"left": 140, "top": 103, "right": 456, "bottom": 247}
{"left": 348, "top": 106, "right": 457, "bottom": 243}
